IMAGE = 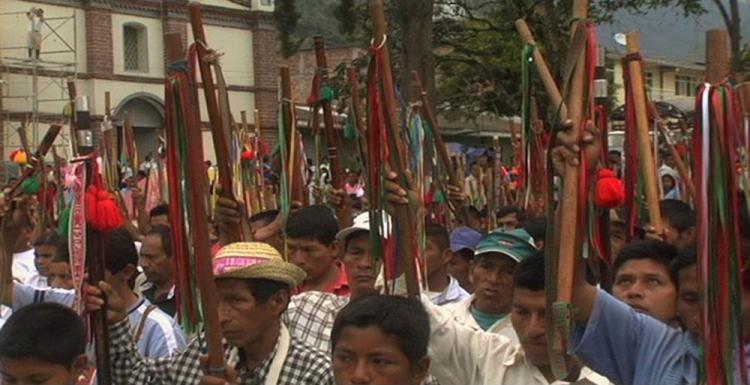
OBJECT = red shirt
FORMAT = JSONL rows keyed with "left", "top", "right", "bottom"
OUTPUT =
{"left": 295, "top": 261, "right": 350, "bottom": 296}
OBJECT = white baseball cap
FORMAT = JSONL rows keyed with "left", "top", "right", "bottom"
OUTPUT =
{"left": 336, "top": 211, "right": 392, "bottom": 241}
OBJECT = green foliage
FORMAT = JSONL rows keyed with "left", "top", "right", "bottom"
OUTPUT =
{"left": 273, "top": 0, "right": 303, "bottom": 57}
{"left": 595, "top": 0, "right": 706, "bottom": 21}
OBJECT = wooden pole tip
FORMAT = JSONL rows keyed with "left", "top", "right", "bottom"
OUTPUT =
{"left": 625, "top": 32, "right": 640, "bottom": 54}
{"left": 706, "top": 29, "right": 730, "bottom": 84}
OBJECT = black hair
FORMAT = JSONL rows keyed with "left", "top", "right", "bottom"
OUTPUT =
{"left": 670, "top": 247, "right": 696, "bottom": 288}
{"left": 145, "top": 224, "right": 172, "bottom": 256}
{"left": 0, "top": 302, "right": 85, "bottom": 367}
{"left": 86, "top": 228, "right": 138, "bottom": 276}
{"left": 332, "top": 294, "right": 429, "bottom": 367}
{"left": 496, "top": 206, "right": 526, "bottom": 222}
{"left": 613, "top": 239, "right": 679, "bottom": 285}
{"left": 149, "top": 203, "right": 169, "bottom": 219}
{"left": 33, "top": 229, "right": 62, "bottom": 247}
{"left": 250, "top": 209, "right": 279, "bottom": 228}
{"left": 455, "top": 248, "right": 475, "bottom": 262}
{"left": 521, "top": 217, "right": 547, "bottom": 243}
{"left": 513, "top": 251, "right": 545, "bottom": 291}
{"left": 285, "top": 205, "right": 339, "bottom": 245}
{"left": 425, "top": 222, "right": 450, "bottom": 252}
{"left": 659, "top": 199, "right": 695, "bottom": 233}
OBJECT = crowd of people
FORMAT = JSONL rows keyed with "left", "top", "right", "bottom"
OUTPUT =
{"left": 0, "top": 118, "right": 748, "bottom": 385}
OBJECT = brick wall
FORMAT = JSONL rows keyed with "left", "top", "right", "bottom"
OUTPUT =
{"left": 162, "top": 18, "right": 188, "bottom": 68}
{"left": 286, "top": 46, "right": 365, "bottom": 105}
{"left": 250, "top": 11, "right": 280, "bottom": 147}
{"left": 85, "top": 4, "right": 114, "bottom": 78}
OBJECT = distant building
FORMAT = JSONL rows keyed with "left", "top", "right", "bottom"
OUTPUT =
{"left": 1, "top": 0, "right": 279, "bottom": 182}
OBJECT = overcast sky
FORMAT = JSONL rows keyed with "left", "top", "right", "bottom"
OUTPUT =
{"left": 597, "top": 0, "right": 750, "bottom": 64}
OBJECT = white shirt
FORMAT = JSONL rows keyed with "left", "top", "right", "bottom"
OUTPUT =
{"left": 23, "top": 272, "right": 49, "bottom": 289}
{"left": 424, "top": 295, "right": 612, "bottom": 385}
{"left": 426, "top": 276, "right": 470, "bottom": 306}
{"left": 445, "top": 294, "right": 518, "bottom": 343}
{"left": 0, "top": 248, "right": 40, "bottom": 328}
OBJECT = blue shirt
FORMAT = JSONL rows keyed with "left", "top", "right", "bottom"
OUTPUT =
{"left": 13, "top": 283, "right": 186, "bottom": 358}
{"left": 571, "top": 289, "right": 699, "bottom": 385}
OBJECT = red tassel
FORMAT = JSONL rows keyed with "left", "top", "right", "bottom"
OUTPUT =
{"left": 85, "top": 185, "right": 124, "bottom": 231}
{"left": 241, "top": 149, "right": 255, "bottom": 161}
{"left": 595, "top": 168, "right": 625, "bottom": 209}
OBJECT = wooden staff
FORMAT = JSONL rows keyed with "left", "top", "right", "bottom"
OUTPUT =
{"left": 188, "top": 3, "right": 250, "bottom": 242}
{"left": 347, "top": 67, "right": 368, "bottom": 164}
{"left": 280, "top": 67, "right": 308, "bottom": 206}
{"left": 550, "top": 0, "right": 588, "bottom": 379}
{"left": 515, "top": 19, "right": 568, "bottom": 119}
{"left": 370, "top": 0, "right": 420, "bottom": 297}
{"left": 411, "top": 71, "right": 470, "bottom": 224}
{"left": 253, "top": 109, "right": 266, "bottom": 212}
{"left": 6, "top": 125, "right": 62, "bottom": 197}
{"left": 313, "top": 37, "right": 343, "bottom": 188}
{"left": 625, "top": 32, "right": 663, "bottom": 233}
{"left": 66, "top": 80, "right": 79, "bottom": 154}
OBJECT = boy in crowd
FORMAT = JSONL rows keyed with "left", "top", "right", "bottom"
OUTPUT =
{"left": 24, "top": 229, "right": 61, "bottom": 288}
{"left": 0, "top": 302, "right": 88, "bottom": 385}
{"left": 496, "top": 206, "right": 525, "bottom": 231}
{"left": 331, "top": 295, "right": 431, "bottom": 385}
{"left": 610, "top": 239, "right": 679, "bottom": 325}
{"left": 424, "top": 223, "right": 469, "bottom": 306}
{"left": 47, "top": 248, "right": 74, "bottom": 290}
{"left": 447, "top": 226, "right": 482, "bottom": 293}
{"left": 286, "top": 205, "right": 348, "bottom": 295}
{"left": 446, "top": 229, "right": 537, "bottom": 341}
{"left": 3, "top": 228, "right": 185, "bottom": 358}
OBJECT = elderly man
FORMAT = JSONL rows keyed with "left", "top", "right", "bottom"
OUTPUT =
{"left": 87, "top": 242, "right": 333, "bottom": 385}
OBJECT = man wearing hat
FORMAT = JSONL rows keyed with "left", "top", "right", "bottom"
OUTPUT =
{"left": 89, "top": 242, "right": 333, "bottom": 385}
{"left": 444, "top": 228, "right": 537, "bottom": 343}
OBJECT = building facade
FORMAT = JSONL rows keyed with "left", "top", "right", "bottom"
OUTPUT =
{"left": 1, "top": 0, "right": 280, "bottom": 182}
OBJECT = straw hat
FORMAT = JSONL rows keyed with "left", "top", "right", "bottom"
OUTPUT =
{"left": 213, "top": 242, "right": 306, "bottom": 287}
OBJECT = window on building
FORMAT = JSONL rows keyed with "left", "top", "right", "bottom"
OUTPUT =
{"left": 123, "top": 23, "right": 148, "bottom": 72}
{"left": 675, "top": 75, "right": 698, "bottom": 97}
{"left": 645, "top": 72, "right": 653, "bottom": 97}
{"left": 261, "top": 0, "right": 273, "bottom": 5}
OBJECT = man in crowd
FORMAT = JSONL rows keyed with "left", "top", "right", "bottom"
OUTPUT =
{"left": 286, "top": 205, "right": 348, "bottom": 295}
{"left": 446, "top": 229, "right": 537, "bottom": 341}
{"left": 424, "top": 222, "right": 470, "bottom": 306}
{"left": 447, "top": 226, "right": 482, "bottom": 293}
{"left": 659, "top": 199, "right": 695, "bottom": 250}
{"left": 496, "top": 206, "right": 525, "bottom": 231}
{"left": 87, "top": 242, "right": 334, "bottom": 385}
{"left": 24, "top": 229, "right": 60, "bottom": 288}
{"left": 138, "top": 224, "right": 176, "bottom": 317}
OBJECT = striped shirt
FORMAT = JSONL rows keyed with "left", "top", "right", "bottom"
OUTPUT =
{"left": 12, "top": 283, "right": 185, "bottom": 358}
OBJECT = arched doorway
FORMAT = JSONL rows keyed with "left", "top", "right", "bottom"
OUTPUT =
{"left": 114, "top": 93, "right": 165, "bottom": 163}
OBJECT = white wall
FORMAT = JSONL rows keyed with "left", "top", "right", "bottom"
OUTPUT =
{"left": 111, "top": 13, "right": 164, "bottom": 78}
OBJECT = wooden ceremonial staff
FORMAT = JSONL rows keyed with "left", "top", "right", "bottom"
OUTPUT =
{"left": 6, "top": 125, "right": 62, "bottom": 198}
{"left": 515, "top": 19, "right": 569, "bottom": 119}
{"left": 253, "top": 109, "right": 267, "bottom": 212}
{"left": 347, "top": 67, "right": 369, "bottom": 166}
{"left": 411, "top": 71, "right": 470, "bottom": 225}
{"left": 280, "top": 67, "right": 308, "bottom": 206}
{"left": 188, "top": 2, "right": 251, "bottom": 242}
{"left": 550, "top": 0, "right": 588, "bottom": 379}
{"left": 370, "top": 0, "right": 420, "bottom": 297}
{"left": 738, "top": 82, "right": 750, "bottom": 214}
{"left": 66, "top": 80, "right": 79, "bottom": 155}
{"left": 646, "top": 102, "right": 695, "bottom": 201}
{"left": 164, "top": 31, "right": 227, "bottom": 375}
{"left": 313, "top": 37, "right": 344, "bottom": 189}
{"left": 625, "top": 32, "right": 663, "bottom": 233}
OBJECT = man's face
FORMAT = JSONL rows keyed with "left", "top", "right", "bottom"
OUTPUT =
{"left": 139, "top": 235, "right": 173, "bottom": 286}
{"left": 511, "top": 288, "right": 548, "bottom": 366}
{"left": 424, "top": 238, "right": 448, "bottom": 279}
{"left": 677, "top": 265, "right": 700, "bottom": 335}
{"left": 478, "top": 156, "right": 489, "bottom": 169}
{"left": 613, "top": 259, "right": 677, "bottom": 324}
{"left": 342, "top": 232, "right": 379, "bottom": 296}
{"left": 47, "top": 262, "right": 74, "bottom": 290}
{"left": 149, "top": 215, "right": 169, "bottom": 228}
{"left": 447, "top": 250, "right": 473, "bottom": 293}
{"left": 471, "top": 164, "right": 481, "bottom": 178}
{"left": 34, "top": 244, "right": 57, "bottom": 277}
{"left": 662, "top": 175, "right": 675, "bottom": 192}
{"left": 216, "top": 278, "right": 284, "bottom": 349}
{"left": 287, "top": 237, "right": 338, "bottom": 285}
{"left": 470, "top": 253, "right": 516, "bottom": 314}
{"left": 333, "top": 325, "right": 429, "bottom": 385}
{"left": 0, "top": 356, "right": 87, "bottom": 385}
{"left": 497, "top": 213, "right": 519, "bottom": 231}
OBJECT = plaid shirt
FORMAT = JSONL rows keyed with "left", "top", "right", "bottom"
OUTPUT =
{"left": 109, "top": 318, "right": 333, "bottom": 385}
{"left": 284, "top": 291, "right": 350, "bottom": 353}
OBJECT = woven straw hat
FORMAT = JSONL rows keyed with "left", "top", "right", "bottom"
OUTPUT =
{"left": 213, "top": 242, "right": 306, "bottom": 287}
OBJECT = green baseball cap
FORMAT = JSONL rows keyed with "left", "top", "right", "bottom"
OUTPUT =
{"left": 474, "top": 228, "right": 537, "bottom": 263}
